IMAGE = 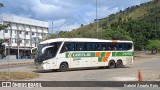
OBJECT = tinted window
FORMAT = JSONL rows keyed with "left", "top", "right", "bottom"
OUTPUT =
{"left": 60, "top": 42, "right": 132, "bottom": 53}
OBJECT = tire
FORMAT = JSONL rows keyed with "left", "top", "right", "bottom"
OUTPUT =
{"left": 108, "top": 60, "right": 116, "bottom": 69}
{"left": 59, "top": 63, "right": 68, "bottom": 72}
{"left": 116, "top": 60, "right": 123, "bottom": 68}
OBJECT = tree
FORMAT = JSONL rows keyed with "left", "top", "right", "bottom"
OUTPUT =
{"left": 0, "top": 24, "right": 8, "bottom": 30}
{"left": 0, "top": 3, "right": 9, "bottom": 31}
{"left": 0, "top": 3, "right": 4, "bottom": 7}
{"left": 0, "top": 3, "right": 8, "bottom": 58}
{"left": 0, "top": 3, "right": 7, "bottom": 31}
{"left": 146, "top": 40, "right": 160, "bottom": 54}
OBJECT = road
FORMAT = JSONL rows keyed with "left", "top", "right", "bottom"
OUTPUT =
{"left": 0, "top": 56, "right": 160, "bottom": 90}
{"left": 0, "top": 63, "right": 33, "bottom": 69}
{"left": 28, "top": 56, "right": 160, "bottom": 81}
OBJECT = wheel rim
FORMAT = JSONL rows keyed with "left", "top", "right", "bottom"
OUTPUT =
{"left": 117, "top": 61, "right": 122, "bottom": 67}
{"left": 109, "top": 61, "right": 115, "bottom": 68}
{"left": 61, "top": 65, "right": 66, "bottom": 70}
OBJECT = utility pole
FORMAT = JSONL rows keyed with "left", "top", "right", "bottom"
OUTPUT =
{"left": 17, "top": 34, "right": 20, "bottom": 59}
{"left": 52, "top": 22, "right": 53, "bottom": 34}
{"left": 96, "top": 0, "right": 98, "bottom": 38}
{"left": 8, "top": 22, "right": 13, "bottom": 80}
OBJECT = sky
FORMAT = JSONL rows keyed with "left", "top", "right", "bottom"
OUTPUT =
{"left": 0, "top": 0, "right": 151, "bottom": 33}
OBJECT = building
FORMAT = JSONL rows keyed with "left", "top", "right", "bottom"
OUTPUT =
{"left": 0, "top": 14, "right": 49, "bottom": 59}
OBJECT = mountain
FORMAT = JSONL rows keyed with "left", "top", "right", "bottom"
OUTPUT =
{"left": 49, "top": 0, "right": 160, "bottom": 50}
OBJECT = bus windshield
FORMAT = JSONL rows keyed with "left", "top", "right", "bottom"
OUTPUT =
{"left": 35, "top": 42, "right": 62, "bottom": 64}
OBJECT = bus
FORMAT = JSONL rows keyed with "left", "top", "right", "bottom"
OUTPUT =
{"left": 34, "top": 38, "right": 134, "bottom": 71}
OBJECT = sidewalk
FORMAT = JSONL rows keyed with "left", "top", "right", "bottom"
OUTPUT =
{"left": 0, "top": 59, "right": 34, "bottom": 66}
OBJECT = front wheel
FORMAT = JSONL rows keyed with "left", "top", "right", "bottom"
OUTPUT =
{"left": 108, "top": 60, "right": 116, "bottom": 69}
{"left": 59, "top": 63, "right": 68, "bottom": 72}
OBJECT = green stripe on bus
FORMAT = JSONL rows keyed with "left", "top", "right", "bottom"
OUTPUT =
{"left": 66, "top": 51, "right": 133, "bottom": 58}
{"left": 98, "top": 57, "right": 103, "bottom": 62}
{"left": 112, "top": 52, "right": 133, "bottom": 56}
{"left": 101, "top": 52, "right": 106, "bottom": 57}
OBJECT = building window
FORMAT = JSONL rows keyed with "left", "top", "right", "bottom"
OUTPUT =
{"left": 16, "top": 39, "right": 22, "bottom": 44}
{"left": 38, "top": 33, "right": 41, "bottom": 36}
{"left": 25, "top": 39, "right": 29, "bottom": 44}
{"left": 19, "top": 31, "right": 22, "bottom": 34}
{"left": 19, "top": 39, "right": 22, "bottom": 43}
{"left": 32, "top": 32, "right": 34, "bottom": 35}
{"left": 5, "top": 30, "right": 8, "bottom": 33}
{"left": 15, "top": 39, "right": 17, "bottom": 43}
{"left": 15, "top": 31, "right": 17, "bottom": 34}
{"left": 25, "top": 32, "right": 28, "bottom": 35}
{"left": 11, "top": 39, "right": 14, "bottom": 43}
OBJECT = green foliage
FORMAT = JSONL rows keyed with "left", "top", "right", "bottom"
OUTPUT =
{"left": 0, "top": 3, "right": 4, "bottom": 7}
{"left": 0, "top": 2, "right": 8, "bottom": 31}
{"left": 0, "top": 24, "right": 8, "bottom": 30}
{"left": 146, "top": 40, "right": 160, "bottom": 53}
{"left": 0, "top": 3, "right": 8, "bottom": 56}
{"left": 48, "top": 0, "right": 160, "bottom": 51}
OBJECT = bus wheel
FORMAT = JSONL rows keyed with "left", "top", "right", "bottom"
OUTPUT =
{"left": 116, "top": 60, "right": 123, "bottom": 68}
{"left": 59, "top": 62, "right": 68, "bottom": 72}
{"left": 108, "top": 60, "right": 115, "bottom": 69}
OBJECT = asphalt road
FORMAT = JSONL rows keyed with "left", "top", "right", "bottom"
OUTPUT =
{"left": 0, "top": 63, "right": 33, "bottom": 69}
{"left": 0, "top": 56, "right": 160, "bottom": 90}
{"left": 29, "top": 57, "right": 160, "bottom": 81}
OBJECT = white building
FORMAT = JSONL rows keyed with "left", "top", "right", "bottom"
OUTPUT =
{"left": 0, "top": 14, "right": 49, "bottom": 59}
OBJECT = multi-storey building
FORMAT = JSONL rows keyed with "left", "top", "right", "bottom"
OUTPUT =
{"left": 0, "top": 14, "right": 49, "bottom": 59}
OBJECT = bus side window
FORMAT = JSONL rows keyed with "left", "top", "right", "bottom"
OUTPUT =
{"left": 60, "top": 43, "right": 69, "bottom": 53}
{"left": 102, "top": 44, "right": 106, "bottom": 51}
{"left": 82, "top": 43, "right": 87, "bottom": 51}
{"left": 113, "top": 45, "right": 117, "bottom": 50}
{"left": 116, "top": 44, "right": 119, "bottom": 50}
{"left": 122, "top": 43, "right": 125, "bottom": 50}
{"left": 119, "top": 43, "right": 122, "bottom": 50}
{"left": 95, "top": 43, "right": 101, "bottom": 51}
{"left": 87, "top": 43, "right": 92, "bottom": 51}
{"left": 106, "top": 43, "right": 111, "bottom": 50}
{"left": 76, "top": 43, "right": 82, "bottom": 51}
{"left": 126, "top": 43, "right": 132, "bottom": 50}
{"left": 71, "top": 43, "right": 75, "bottom": 51}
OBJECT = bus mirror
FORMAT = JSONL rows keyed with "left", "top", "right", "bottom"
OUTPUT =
{"left": 42, "top": 48, "right": 46, "bottom": 54}
{"left": 42, "top": 46, "right": 54, "bottom": 54}
{"left": 31, "top": 47, "right": 37, "bottom": 54}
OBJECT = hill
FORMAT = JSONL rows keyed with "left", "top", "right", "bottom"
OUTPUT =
{"left": 49, "top": 0, "right": 160, "bottom": 50}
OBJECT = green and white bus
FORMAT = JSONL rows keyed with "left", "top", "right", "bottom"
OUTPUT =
{"left": 34, "top": 38, "right": 134, "bottom": 71}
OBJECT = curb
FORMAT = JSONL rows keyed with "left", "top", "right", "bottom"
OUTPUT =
{"left": 0, "top": 61, "right": 34, "bottom": 66}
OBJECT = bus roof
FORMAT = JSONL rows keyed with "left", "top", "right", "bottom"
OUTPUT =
{"left": 40, "top": 38, "right": 133, "bottom": 44}
{"left": 39, "top": 38, "right": 133, "bottom": 44}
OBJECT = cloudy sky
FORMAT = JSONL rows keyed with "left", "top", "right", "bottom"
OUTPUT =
{"left": 0, "top": 0, "right": 151, "bottom": 33}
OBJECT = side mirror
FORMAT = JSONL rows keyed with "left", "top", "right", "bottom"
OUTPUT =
{"left": 31, "top": 47, "right": 37, "bottom": 54}
{"left": 42, "top": 46, "right": 54, "bottom": 54}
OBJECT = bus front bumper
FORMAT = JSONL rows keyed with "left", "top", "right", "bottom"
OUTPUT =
{"left": 34, "top": 65, "right": 44, "bottom": 70}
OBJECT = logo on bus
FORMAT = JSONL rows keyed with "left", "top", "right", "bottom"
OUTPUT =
{"left": 68, "top": 53, "right": 72, "bottom": 58}
{"left": 72, "top": 53, "right": 91, "bottom": 57}
{"left": 67, "top": 52, "right": 93, "bottom": 58}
